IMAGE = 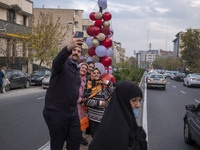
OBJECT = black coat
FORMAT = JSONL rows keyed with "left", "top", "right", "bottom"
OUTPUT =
{"left": 45, "top": 47, "right": 81, "bottom": 112}
{"left": 89, "top": 81, "right": 147, "bottom": 150}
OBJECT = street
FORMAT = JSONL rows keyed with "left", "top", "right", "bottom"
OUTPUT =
{"left": 0, "top": 79, "right": 200, "bottom": 150}
{"left": 147, "top": 78, "right": 200, "bottom": 150}
{"left": 0, "top": 87, "right": 49, "bottom": 150}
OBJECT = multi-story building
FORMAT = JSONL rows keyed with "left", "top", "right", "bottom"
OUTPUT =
{"left": 0, "top": 0, "right": 33, "bottom": 73}
{"left": 172, "top": 31, "right": 185, "bottom": 59}
{"left": 112, "top": 41, "right": 126, "bottom": 65}
{"left": 158, "top": 49, "right": 173, "bottom": 58}
{"left": 33, "top": 8, "right": 92, "bottom": 62}
{"left": 137, "top": 49, "right": 159, "bottom": 68}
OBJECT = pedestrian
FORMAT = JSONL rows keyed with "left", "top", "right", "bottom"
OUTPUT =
{"left": 86, "top": 61, "right": 95, "bottom": 81}
{"left": 83, "top": 68, "right": 114, "bottom": 138}
{"left": 0, "top": 67, "right": 5, "bottom": 93}
{"left": 43, "top": 35, "right": 84, "bottom": 150}
{"left": 77, "top": 62, "right": 89, "bottom": 146}
{"left": 89, "top": 81, "right": 147, "bottom": 150}
{"left": 1, "top": 67, "right": 6, "bottom": 93}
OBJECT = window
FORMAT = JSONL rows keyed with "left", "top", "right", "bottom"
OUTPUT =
{"left": 82, "top": 25, "right": 88, "bottom": 31}
{"left": 7, "top": 9, "right": 15, "bottom": 22}
{"left": 23, "top": 16, "right": 26, "bottom": 26}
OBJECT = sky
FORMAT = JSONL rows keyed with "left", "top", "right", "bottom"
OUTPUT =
{"left": 32, "top": 0, "right": 200, "bottom": 57}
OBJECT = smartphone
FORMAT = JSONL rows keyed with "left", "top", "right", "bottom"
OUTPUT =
{"left": 75, "top": 31, "right": 84, "bottom": 38}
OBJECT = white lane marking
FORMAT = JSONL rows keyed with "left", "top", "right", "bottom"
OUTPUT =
{"left": 37, "top": 96, "right": 45, "bottom": 100}
{"left": 180, "top": 91, "right": 186, "bottom": 94}
{"left": 38, "top": 141, "right": 50, "bottom": 150}
{"left": 173, "top": 85, "right": 176, "bottom": 88}
{"left": 195, "top": 99, "right": 200, "bottom": 103}
{"left": 143, "top": 81, "right": 148, "bottom": 143}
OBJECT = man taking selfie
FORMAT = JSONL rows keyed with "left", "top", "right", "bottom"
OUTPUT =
{"left": 43, "top": 35, "right": 84, "bottom": 150}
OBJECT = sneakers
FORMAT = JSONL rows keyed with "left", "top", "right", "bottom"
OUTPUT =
{"left": 81, "top": 137, "right": 88, "bottom": 146}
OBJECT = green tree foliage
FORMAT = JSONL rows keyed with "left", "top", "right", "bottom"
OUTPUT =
{"left": 180, "top": 28, "right": 200, "bottom": 72}
{"left": 18, "top": 12, "right": 67, "bottom": 67}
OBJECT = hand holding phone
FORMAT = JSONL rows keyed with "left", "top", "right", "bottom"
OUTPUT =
{"left": 75, "top": 31, "right": 84, "bottom": 38}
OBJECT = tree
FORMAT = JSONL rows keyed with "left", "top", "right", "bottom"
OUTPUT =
{"left": 180, "top": 28, "right": 200, "bottom": 72}
{"left": 18, "top": 12, "right": 67, "bottom": 68}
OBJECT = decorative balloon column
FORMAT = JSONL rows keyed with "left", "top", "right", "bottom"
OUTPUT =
{"left": 86, "top": 0, "right": 115, "bottom": 83}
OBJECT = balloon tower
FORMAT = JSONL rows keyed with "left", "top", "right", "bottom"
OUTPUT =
{"left": 86, "top": 0, "right": 115, "bottom": 83}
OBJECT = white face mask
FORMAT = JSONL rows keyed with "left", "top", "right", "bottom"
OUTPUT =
{"left": 133, "top": 108, "right": 139, "bottom": 118}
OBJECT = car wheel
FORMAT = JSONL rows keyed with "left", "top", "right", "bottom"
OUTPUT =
{"left": 183, "top": 81, "right": 185, "bottom": 86}
{"left": 163, "top": 87, "right": 166, "bottom": 90}
{"left": 25, "top": 81, "right": 30, "bottom": 88}
{"left": 187, "top": 82, "right": 190, "bottom": 87}
{"left": 184, "top": 122, "right": 195, "bottom": 144}
{"left": 5, "top": 84, "right": 11, "bottom": 92}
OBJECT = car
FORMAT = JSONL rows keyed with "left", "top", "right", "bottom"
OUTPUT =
{"left": 174, "top": 73, "right": 186, "bottom": 81}
{"left": 5, "top": 69, "right": 31, "bottom": 91}
{"left": 42, "top": 73, "right": 51, "bottom": 89}
{"left": 147, "top": 74, "right": 166, "bottom": 90}
{"left": 146, "top": 71, "right": 157, "bottom": 82}
{"left": 183, "top": 104, "right": 200, "bottom": 146}
{"left": 31, "top": 69, "right": 51, "bottom": 85}
{"left": 163, "top": 71, "right": 172, "bottom": 78}
{"left": 183, "top": 74, "right": 200, "bottom": 87}
{"left": 170, "top": 71, "right": 179, "bottom": 80}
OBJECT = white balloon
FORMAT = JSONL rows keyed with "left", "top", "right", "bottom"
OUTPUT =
{"left": 98, "top": 0, "right": 107, "bottom": 10}
{"left": 105, "top": 48, "right": 113, "bottom": 57}
{"left": 86, "top": 36, "right": 93, "bottom": 47}
{"left": 94, "top": 62, "right": 105, "bottom": 75}
{"left": 86, "top": 56, "right": 92, "bottom": 62}
{"left": 95, "top": 45, "right": 107, "bottom": 57}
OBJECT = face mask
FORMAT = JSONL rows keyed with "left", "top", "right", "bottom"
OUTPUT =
{"left": 133, "top": 108, "right": 139, "bottom": 118}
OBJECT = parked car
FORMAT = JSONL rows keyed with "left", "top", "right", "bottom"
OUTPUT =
{"left": 31, "top": 69, "right": 51, "bottom": 85}
{"left": 42, "top": 73, "right": 51, "bottom": 89}
{"left": 147, "top": 74, "right": 166, "bottom": 90}
{"left": 183, "top": 74, "right": 200, "bottom": 87}
{"left": 5, "top": 69, "right": 31, "bottom": 91}
{"left": 184, "top": 104, "right": 200, "bottom": 146}
{"left": 174, "top": 73, "right": 186, "bottom": 81}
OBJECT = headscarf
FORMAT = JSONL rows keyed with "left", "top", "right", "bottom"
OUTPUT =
{"left": 89, "top": 81, "right": 146, "bottom": 150}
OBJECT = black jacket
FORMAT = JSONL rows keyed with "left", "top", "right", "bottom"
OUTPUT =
{"left": 44, "top": 47, "right": 81, "bottom": 112}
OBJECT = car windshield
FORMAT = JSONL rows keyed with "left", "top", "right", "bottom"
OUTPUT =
{"left": 5, "top": 71, "right": 12, "bottom": 77}
{"left": 190, "top": 74, "right": 200, "bottom": 78}
{"left": 150, "top": 75, "right": 164, "bottom": 79}
{"left": 33, "top": 70, "right": 45, "bottom": 76}
{"left": 177, "top": 73, "right": 185, "bottom": 76}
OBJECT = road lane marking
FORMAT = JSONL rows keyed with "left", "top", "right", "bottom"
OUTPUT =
{"left": 195, "top": 99, "right": 200, "bottom": 103}
{"left": 143, "top": 81, "right": 148, "bottom": 143}
{"left": 37, "top": 96, "right": 45, "bottom": 100}
{"left": 38, "top": 141, "right": 50, "bottom": 150}
{"left": 173, "top": 85, "right": 176, "bottom": 88}
{"left": 180, "top": 91, "right": 186, "bottom": 94}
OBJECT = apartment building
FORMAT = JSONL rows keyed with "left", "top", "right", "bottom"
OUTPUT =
{"left": 0, "top": 0, "right": 33, "bottom": 73}
{"left": 172, "top": 31, "right": 185, "bottom": 59}
{"left": 112, "top": 41, "right": 126, "bottom": 65}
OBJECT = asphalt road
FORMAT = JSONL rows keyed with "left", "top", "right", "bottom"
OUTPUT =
{"left": 0, "top": 87, "right": 49, "bottom": 150}
{"left": 147, "top": 78, "right": 200, "bottom": 150}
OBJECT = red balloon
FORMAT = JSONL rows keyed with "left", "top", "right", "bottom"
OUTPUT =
{"left": 103, "top": 12, "right": 112, "bottom": 21}
{"left": 88, "top": 47, "right": 96, "bottom": 56}
{"left": 101, "top": 56, "right": 112, "bottom": 67}
{"left": 87, "top": 25, "right": 94, "bottom": 36}
{"left": 101, "top": 27, "right": 110, "bottom": 36}
{"left": 94, "top": 20, "right": 103, "bottom": 27}
{"left": 92, "top": 26, "right": 101, "bottom": 36}
{"left": 101, "top": 73, "right": 115, "bottom": 83}
{"left": 89, "top": 12, "right": 96, "bottom": 21}
{"left": 101, "top": 37, "right": 112, "bottom": 48}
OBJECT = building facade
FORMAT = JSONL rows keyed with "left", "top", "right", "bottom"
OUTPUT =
{"left": 0, "top": 0, "right": 33, "bottom": 73}
{"left": 112, "top": 41, "right": 126, "bottom": 65}
{"left": 172, "top": 31, "right": 184, "bottom": 59}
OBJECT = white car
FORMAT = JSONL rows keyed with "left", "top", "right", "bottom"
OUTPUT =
{"left": 146, "top": 72, "right": 157, "bottom": 82}
{"left": 170, "top": 71, "right": 179, "bottom": 80}
{"left": 42, "top": 74, "right": 51, "bottom": 89}
{"left": 183, "top": 74, "right": 200, "bottom": 87}
{"left": 147, "top": 74, "right": 166, "bottom": 90}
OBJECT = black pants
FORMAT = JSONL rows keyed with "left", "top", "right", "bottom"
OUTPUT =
{"left": 89, "top": 120, "right": 100, "bottom": 138}
{"left": 43, "top": 107, "right": 81, "bottom": 150}
{"left": 0, "top": 85, "right": 3, "bottom": 93}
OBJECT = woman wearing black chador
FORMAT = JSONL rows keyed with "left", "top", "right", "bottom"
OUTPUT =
{"left": 89, "top": 81, "right": 147, "bottom": 150}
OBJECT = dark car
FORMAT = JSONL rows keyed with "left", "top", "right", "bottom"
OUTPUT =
{"left": 184, "top": 104, "right": 200, "bottom": 146}
{"left": 5, "top": 69, "right": 31, "bottom": 91}
{"left": 174, "top": 73, "right": 186, "bottom": 81}
{"left": 31, "top": 69, "right": 51, "bottom": 85}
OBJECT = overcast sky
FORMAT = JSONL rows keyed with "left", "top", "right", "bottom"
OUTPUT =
{"left": 32, "top": 0, "right": 200, "bottom": 57}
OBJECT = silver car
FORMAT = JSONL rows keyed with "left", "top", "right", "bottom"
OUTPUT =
{"left": 147, "top": 74, "right": 166, "bottom": 90}
{"left": 42, "top": 74, "right": 51, "bottom": 89}
{"left": 183, "top": 74, "right": 200, "bottom": 87}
